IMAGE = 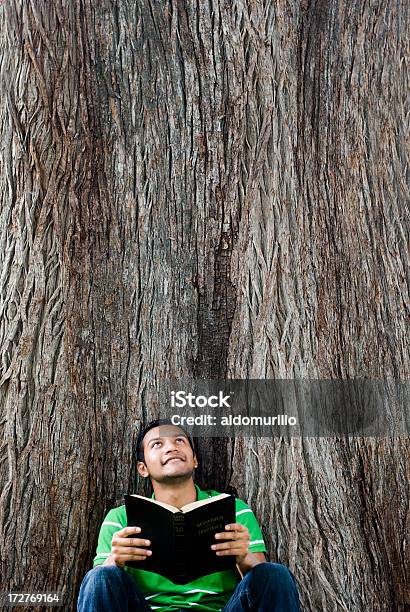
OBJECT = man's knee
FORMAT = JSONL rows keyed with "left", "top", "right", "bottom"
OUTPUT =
{"left": 246, "top": 562, "right": 297, "bottom": 588}
{"left": 80, "top": 565, "right": 125, "bottom": 591}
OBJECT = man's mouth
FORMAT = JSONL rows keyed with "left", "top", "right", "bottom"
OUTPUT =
{"left": 163, "top": 456, "right": 185, "bottom": 464}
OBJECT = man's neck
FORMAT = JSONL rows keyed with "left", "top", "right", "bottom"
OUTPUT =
{"left": 151, "top": 478, "right": 197, "bottom": 509}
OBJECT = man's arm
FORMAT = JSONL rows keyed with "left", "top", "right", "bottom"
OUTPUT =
{"left": 102, "top": 554, "right": 117, "bottom": 566}
{"left": 236, "top": 551, "right": 266, "bottom": 577}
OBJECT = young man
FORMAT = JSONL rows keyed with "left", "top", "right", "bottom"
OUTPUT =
{"left": 78, "top": 420, "right": 300, "bottom": 611}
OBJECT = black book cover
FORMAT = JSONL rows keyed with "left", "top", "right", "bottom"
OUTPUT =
{"left": 124, "top": 493, "right": 236, "bottom": 584}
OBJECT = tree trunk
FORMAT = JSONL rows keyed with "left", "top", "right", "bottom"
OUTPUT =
{"left": 0, "top": 1, "right": 408, "bottom": 611}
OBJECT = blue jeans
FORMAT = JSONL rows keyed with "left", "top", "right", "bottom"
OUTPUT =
{"left": 77, "top": 563, "right": 300, "bottom": 611}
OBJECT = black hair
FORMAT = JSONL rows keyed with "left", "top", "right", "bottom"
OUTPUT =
{"left": 135, "top": 418, "right": 196, "bottom": 463}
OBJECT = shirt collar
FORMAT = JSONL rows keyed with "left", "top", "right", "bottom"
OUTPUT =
{"left": 151, "top": 483, "right": 206, "bottom": 501}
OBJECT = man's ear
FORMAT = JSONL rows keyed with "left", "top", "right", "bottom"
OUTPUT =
{"left": 193, "top": 454, "right": 198, "bottom": 468}
{"left": 137, "top": 461, "right": 149, "bottom": 478}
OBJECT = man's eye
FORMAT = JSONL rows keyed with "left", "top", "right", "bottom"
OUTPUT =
{"left": 176, "top": 438, "right": 185, "bottom": 443}
{"left": 152, "top": 441, "right": 161, "bottom": 448}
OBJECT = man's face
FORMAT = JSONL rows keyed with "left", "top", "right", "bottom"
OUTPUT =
{"left": 137, "top": 425, "right": 197, "bottom": 484}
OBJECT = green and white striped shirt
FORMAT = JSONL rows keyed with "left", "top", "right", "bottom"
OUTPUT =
{"left": 93, "top": 484, "right": 267, "bottom": 611}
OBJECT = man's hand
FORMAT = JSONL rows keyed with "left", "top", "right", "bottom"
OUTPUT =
{"left": 103, "top": 526, "right": 152, "bottom": 568}
{"left": 211, "top": 523, "right": 250, "bottom": 564}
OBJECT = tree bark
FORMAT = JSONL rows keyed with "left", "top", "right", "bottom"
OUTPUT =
{"left": 0, "top": 1, "right": 408, "bottom": 611}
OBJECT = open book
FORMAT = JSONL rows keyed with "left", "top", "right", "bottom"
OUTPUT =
{"left": 124, "top": 493, "right": 236, "bottom": 584}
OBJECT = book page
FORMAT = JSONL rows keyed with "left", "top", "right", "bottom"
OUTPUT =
{"left": 181, "top": 493, "right": 230, "bottom": 513}
{"left": 128, "top": 494, "right": 181, "bottom": 513}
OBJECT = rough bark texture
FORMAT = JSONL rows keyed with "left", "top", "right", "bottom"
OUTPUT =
{"left": 0, "top": 1, "right": 408, "bottom": 611}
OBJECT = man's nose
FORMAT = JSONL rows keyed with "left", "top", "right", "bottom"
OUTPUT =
{"left": 163, "top": 439, "right": 178, "bottom": 452}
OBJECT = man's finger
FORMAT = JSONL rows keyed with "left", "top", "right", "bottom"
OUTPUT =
{"left": 113, "top": 537, "right": 151, "bottom": 547}
{"left": 224, "top": 523, "right": 247, "bottom": 531}
{"left": 211, "top": 542, "right": 247, "bottom": 554}
{"left": 112, "top": 546, "right": 152, "bottom": 556}
{"left": 211, "top": 541, "right": 237, "bottom": 551}
{"left": 214, "top": 531, "right": 250, "bottom": 541}
{"left": 113, "top": 553, "right": 152, "bottom": 562}
{"left": 216, "top": 548, "right": 245, "bottom": 556}
{"left": 115, "top": 526, "right": 142, "bottom": 537}
{"left": 215, "top": 523, "right": 249, "bottom": 539}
